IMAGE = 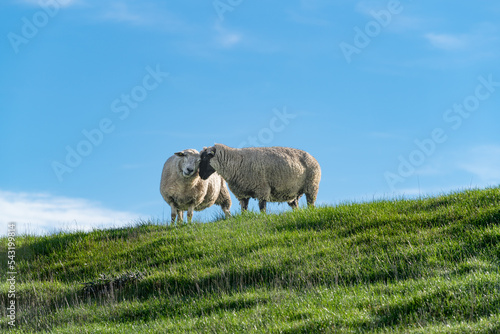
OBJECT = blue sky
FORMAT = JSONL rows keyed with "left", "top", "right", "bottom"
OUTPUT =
{"left": 1, "top": 0, "right": 499, "bottom": 235}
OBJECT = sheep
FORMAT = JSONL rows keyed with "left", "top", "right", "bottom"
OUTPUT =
{"left": 160, "top": 148, "right": 232, "bottom": 224}
{"left": 199, "top": 144, "right": 321, "bottom": 213}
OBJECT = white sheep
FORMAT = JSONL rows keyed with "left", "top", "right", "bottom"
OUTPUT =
{"left": 160, "top": 149, "right": 231, "bottom": 224}
{"left": 199, "top": 144, "right": 321, "bottom": 213}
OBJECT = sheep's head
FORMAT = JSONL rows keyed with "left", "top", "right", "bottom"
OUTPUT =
{"left": 199, "top": 146, "right": 216, "bottom": 180}
{"left": 174, "top": 149, "right": 200, "bottom": 178}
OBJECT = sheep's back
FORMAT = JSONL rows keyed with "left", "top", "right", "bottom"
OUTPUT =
{"left": 225, "top": 146, "right": 319, "bottom": 202}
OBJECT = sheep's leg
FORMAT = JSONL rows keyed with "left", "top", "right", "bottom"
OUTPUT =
{"left": 258, "top": 200, "right": 267, "bottom": 213}
{"left": 170, "top": 206, "right": 179, "bottom": 225}
{"left": 187, "top": 207, "right": 194, "bottom": 223}
{"left": 177, "top": 211, "right": 184, "bottom": 224}
{"left": 239, "top": 198, "right": 249, "bottom": 212}
{"left": 218, "top": 202, "right": 232, "bottom": 218}
{"left": 305, "top": 193, "right": 317, "bottom": 207}
{"left": 305, "top": 183, "right": 319, "bottom": 207}
{"left": 219, "top": 202, "right": 231, "bottom": 218}
{"left": 287, "top": 199, "right": 299, "bottom": 209}
{"left": 288, "top": 195, "right": 302, "bottom": 210}
{"left": 215, "top": 181, "right": 232, "bottom": 219}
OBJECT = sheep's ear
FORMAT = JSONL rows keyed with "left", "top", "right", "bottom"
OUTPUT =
{"left": 208, "top": 147, "right": 216, "bottom": 156}
{"left": 174, "top": 152, "right": 185, "bottom": 157}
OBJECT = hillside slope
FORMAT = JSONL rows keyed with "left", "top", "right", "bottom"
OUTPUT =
{"left": 1, "top": 188, "right": 500, "bottom": 333}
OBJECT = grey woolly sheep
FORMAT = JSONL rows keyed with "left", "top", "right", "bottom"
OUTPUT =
{"left": 160, "top": 149, "right": 231, "bottom": 224}
{"left": 199, "top": 144, "right": 321, "bottom": 213}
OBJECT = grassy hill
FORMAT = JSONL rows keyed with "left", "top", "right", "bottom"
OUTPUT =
{"left": 1, "top": 187, "right": 500, "bottom": 333}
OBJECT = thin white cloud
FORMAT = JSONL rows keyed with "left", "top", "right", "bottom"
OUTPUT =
{"left": 100, "top": 2, "right": 145, "bottom": 25}
{"left": 218, "top": 32, "right": 242, "bottom": 47}
{"left": 353, "top": 0, "right": 425, "bottom": 34}
{"left": 0, "top": 191, "right": 142, "bottom": 236}
{"left": 214, "top": 22, "right": 242, "bottom": 48}
{"left": 418, "top": 23, "right": 499, "bottom": 59}
{"left": 402, "top": 145, "right": 500, "bottom": 191}
{"left": 94, "top": 1, "right": 190, "bottom": 33}
{"left": 424, "top": 33, "right": 468, "bottom": 50}
{"left": 17, "top": 0, "right": 80, "bottom": 7}
{"left": 459, "top": 145, "right": 500, "bottom": 184}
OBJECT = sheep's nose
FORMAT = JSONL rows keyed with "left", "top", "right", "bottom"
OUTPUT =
{"left": 186, "top": 167, "right": 194, "bottom": 174}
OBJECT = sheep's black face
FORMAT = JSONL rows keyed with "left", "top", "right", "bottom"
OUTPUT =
{"left": 199, "top": 149, "right": 216, "bottom": 180}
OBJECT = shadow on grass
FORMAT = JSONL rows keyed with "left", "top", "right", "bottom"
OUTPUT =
{"left": 371, "top": 282, "right": 500, "bottom": 329}
{"left": 281, "top": 278, "right": 500, "bottom": 333}
{"left": 115, "top": 293, "right": 269, "bottom": 323}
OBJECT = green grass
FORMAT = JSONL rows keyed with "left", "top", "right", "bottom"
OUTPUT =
{"left": 1, "top": 187, "right": 500, "bottom": 333}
